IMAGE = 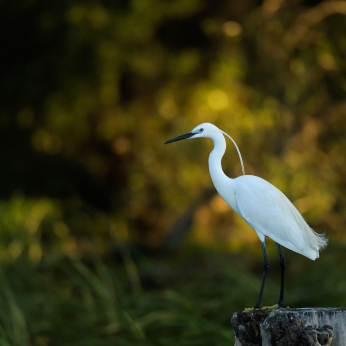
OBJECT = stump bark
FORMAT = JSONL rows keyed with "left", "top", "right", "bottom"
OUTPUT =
{"left": 231, "top": 308, "right": 346, "bottom": 346}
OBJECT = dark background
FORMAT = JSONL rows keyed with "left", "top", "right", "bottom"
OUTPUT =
{"left": 1, "top": 0, "right": 346, "bottom": 345}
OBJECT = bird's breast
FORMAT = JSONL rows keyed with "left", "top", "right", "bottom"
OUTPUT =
{"left": 212, "top": 178, "right": 240, "bottom": 215}
{"left": 208, "top": 151, "right": 240, "bottom": 214}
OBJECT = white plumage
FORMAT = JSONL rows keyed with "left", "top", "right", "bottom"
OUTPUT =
{"left": 164, "top": 122, "right": 328, "bottom": 308}
{"left": 229, "top": 175, "right": 326, "bottom": 260}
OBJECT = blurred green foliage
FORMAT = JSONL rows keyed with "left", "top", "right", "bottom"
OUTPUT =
{"left": 2, "top": 244, "right": 346, "bottom": 345}
{"left": 1, "top": 0, "right": 346, "bottom": 344}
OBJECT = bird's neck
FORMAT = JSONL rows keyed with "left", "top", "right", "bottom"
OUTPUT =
{"left": 208, "top": 132, "right": 230, "bottom": 185}
{"left": 208, "top": 132, "right": 239, "bottom": 213}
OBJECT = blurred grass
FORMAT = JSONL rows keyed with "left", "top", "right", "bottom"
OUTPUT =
{"left": 1, "top": 241, "right": 345, "bottom": 345}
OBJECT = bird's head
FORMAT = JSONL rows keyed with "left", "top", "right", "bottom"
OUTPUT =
{"left": 163, "top": 123, "right": 220, "bottom": 144}
{"left": 164, "top": 122, "right": 246, "bottom": 175}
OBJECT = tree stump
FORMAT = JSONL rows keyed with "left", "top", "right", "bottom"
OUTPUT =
{"left": 231, "top": 308, "right": 346, "bottom": 345}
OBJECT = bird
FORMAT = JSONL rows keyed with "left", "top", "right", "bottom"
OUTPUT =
{"left": 163, "top": 123, "right": 328, "bottom": 309}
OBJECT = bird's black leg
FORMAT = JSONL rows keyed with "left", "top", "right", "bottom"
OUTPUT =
{"left": 276, "top": 242, "right": 286, "bottom": 307}
{"left": 254, "top": 241, "right": 269, "bottom": 309}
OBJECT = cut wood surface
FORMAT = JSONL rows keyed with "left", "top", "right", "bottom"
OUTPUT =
{"left": 231, "top": 308, "right": 346, "bottom": 345}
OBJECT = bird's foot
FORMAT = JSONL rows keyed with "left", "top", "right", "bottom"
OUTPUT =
{"left": 244, "top": 303, "right": 291, "bottom": 311}
{"left": 244, "top": 304, "right": 264, "bottom": 311}
{"left": 244, "top": 306, "right": 259, "bottom": 311}
{"left": 278, "top": 303, "right": 292, "bottom": 309}
{"left": 261, "top": 304, "right": 281, "bottom": 310}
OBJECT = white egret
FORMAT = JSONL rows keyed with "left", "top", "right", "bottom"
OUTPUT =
{"left": 164, "top": 123, "right": 327, "bottom": 308}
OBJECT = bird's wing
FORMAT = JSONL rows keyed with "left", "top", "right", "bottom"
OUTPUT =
{"left": 234, "top": 176, "right": 307, "bottom": 255}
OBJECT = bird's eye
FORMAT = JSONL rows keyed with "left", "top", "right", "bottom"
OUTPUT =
{"left": 199, "top": 128, "right": 204, "bottom": 132}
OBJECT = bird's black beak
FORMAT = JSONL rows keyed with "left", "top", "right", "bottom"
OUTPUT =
{"left": 163, "top": 132, "right": 195, "bottom": 144}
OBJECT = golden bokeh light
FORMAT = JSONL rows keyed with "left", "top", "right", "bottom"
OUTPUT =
{"left": 207, "top": 89, "right": 229, "bottom": 111}
{"left": 112, "top": 136, "right": 132, "bottom": 155}
{"left": 210, "top": 194, "right": 229, "bottom": 213}
{"left": 32, "top": 130, "right": 62, "bottom": 155}
{"left": 223, "top": 21, "right": 242, "bottom": 37}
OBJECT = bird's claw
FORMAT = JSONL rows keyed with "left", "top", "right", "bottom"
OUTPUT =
{"left": 278, "top": 304, "right": 291, "bottom": 309}
{"left": 244, "top": 306, "right": 263, "bottom": 311}
{"left": 243, "top": 303, "right": 291, "bottom": 311}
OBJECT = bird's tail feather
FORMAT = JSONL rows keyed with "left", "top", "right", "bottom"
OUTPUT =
{"left": 277, "top": 190, "right": 328, "bottom": 257}
{"left": 311, "top": 229, "right": 328, "bottom": 251}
